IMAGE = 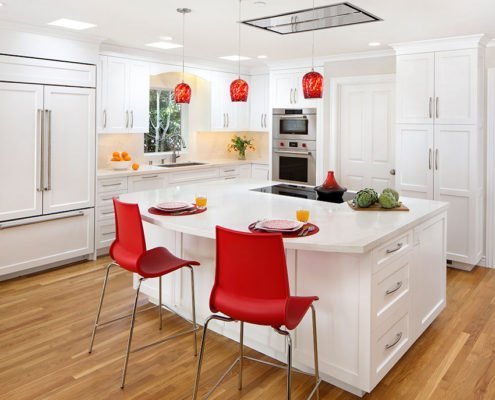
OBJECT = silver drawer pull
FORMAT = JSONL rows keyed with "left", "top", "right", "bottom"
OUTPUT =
{"left": 224, "top": 176, "right": 237, "bottom": 180}
{"left": 0, "top": 211, "right": 84, "bottom": 230}
{"left": 101, "top": 196, "right": 118, "bottom": 201}
{"left": 385, "top": 332, "right": 403, "bottom": 350}
{"left": 101, "top": 211, "right": 115, "bottom": 215}
{"left": 223, "top": 169, "right": 236, "bottom": 173}
{"left": 102, "top": 183, "right": 122, "bottom": 187}
{"left": 385, "top": 281, "right": 403, "bottom": 295}
{"left": 102, "top": 231, "right": 116, "bottom": 236}
{"left": 141, "top": 175, "right": 159, "bottom": 179}
{"left": 386, "top": 242, "right": 403, "bottom": 254}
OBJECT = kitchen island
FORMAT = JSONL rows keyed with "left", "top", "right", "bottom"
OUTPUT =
{"left": 121, "top": 179, "right": 448, "bottom": 396}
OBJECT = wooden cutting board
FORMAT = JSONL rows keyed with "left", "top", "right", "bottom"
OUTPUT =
{"left": 347, "top": 200, "right": 410, "bottom": 211}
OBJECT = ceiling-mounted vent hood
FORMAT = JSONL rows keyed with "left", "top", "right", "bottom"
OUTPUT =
{"left": 242, "top": 2, "right": 381, "bottom": 35}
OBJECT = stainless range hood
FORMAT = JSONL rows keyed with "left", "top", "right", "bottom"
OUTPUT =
{"left": 242, "top": 2, "right": 381, "bottom": 35}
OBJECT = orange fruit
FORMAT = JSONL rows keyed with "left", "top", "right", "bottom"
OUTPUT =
{"left": 111, "top": 155, "right": 121, "bottom": 161}
{"left": 112, "top": 151, "right": 120, "bottom": 158}
{"left": 132, "top": 163, "right": 139, "bottom": 171}
{"left": 121, "top": 151, "right": 129, "bottom": 158}
{"left": 124, "top": 155, "right": 132, "bottom": 161}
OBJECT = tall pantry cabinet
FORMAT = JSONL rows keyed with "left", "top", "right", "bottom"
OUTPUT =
{"left": 393, "top": 36, "right": 486, "bottom": 269}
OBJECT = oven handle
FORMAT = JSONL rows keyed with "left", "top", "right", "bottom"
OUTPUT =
{"left": 274, "top": 150, "right": 312, "bottom": 155}
{"left": 279, "top": 115, "right": 308, "bottom": 119}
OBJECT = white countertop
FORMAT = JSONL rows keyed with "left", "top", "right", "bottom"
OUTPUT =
{"left": 97, "top": 159, "right": 268, "bottom": 178}
{"left": 120, "top": 179, "right": 449, "bottom": 254}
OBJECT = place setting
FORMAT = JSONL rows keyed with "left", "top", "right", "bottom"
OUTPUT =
{"left": 148, "top": 193, "right": 208, "bottom": 216}
{"left": 248, "top": 207, "right": 320, "bottom": 238}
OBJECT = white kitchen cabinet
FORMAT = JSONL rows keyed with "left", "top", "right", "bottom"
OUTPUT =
{"left": 394, "top": 41, "right": 484, "bottom": 268}
{"left": 42, "top": 86, "right": 96, "bottom": 215}
{"left": 0, "top": 82, "right": 44, "bottom": 222}
{"left": 249, "top": 75, "right": 269, "bottom": 131}
{"left": 128, "top": 174, "right": 166, "bottom": 192}
{"left": 210, "top": 72, "right": 249, "bottom": 131}
{"left": 251, "top": 164, "right": 270, "bottom": 180}
{"left": 271, "top": 68, "right": 323, "bottom": 108}
{"left": 99, "top": 56, "right": 149, "bottom": 134}
{"left": 0, "top": 209, "right": 94, "bottom": 277}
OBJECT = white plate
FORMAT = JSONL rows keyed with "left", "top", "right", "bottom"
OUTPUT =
{"left": 155, "top": 202, "right": 193, "bottom": 212}
{"left": 257, "top": 219, "right": 304, "bottom": 232}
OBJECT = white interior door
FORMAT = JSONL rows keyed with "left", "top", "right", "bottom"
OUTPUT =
{"left": 396, "top": 124, "right": 434, "bottom": 199}
{"left": 0, "top": 82, "right": 43, "bottom": 222}
{"left": 396, "top": 53, "right": 435, "bottom": 124}
{"left": 43, "top": 86, "right": 95, "bottom": 214}
{"left": 339, "top": 80, "right": 395, "bottom": 192}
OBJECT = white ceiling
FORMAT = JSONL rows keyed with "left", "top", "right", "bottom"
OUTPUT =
{"left": 0, "top": 0, "right": 494, "bottom": 65}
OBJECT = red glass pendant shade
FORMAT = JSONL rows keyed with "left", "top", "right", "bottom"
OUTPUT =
{"left": 174, "top": 82, "right": 191, "bottom": 104}
{"left": 230, "top": 78, "right": 249, "bottom": 102}
{"left": 302, "top": 70, "right": 323, "bottom": 99}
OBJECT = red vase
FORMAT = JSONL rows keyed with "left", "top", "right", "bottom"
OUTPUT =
{"left": 174, "top": 82, "right": 192, "bottom": 104}
{"left": 230, "top": 78, "right": 249, "bottom": 102}
{"left": 315, "top": 171, "right": 347, "bottom": 203}
{"left": 302, "top": 70, "right": 323, "bottom": 99}
{"left": 321, "top": 171, "right": 343, "bottom": 189}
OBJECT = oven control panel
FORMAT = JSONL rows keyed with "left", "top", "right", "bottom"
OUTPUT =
{"left": 273, "top": 140, "right": 316, "bottom": 151}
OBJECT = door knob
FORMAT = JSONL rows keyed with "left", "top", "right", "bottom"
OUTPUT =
{"left": 390, "top": 169, "right": 396, "bottom": 176}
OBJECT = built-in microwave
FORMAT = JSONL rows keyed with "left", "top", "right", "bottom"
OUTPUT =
{"left": 272, "top": 108, "right": 317, "bottom": 141}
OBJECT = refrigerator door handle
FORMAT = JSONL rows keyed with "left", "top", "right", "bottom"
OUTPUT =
{"left": 0, "top": 210, "right": 85, "bottom": 230}
{"left": 37, "top": 109, "right": 44, "bottom": 192}
{"left": 44, "top": 109, "right": 52, "bottom": 191}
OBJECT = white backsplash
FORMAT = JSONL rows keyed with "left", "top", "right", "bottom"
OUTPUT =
{"left": 97, "top": 133, "right": 145, "bottom": 168}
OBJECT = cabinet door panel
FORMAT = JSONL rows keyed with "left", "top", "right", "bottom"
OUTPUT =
{"left": 0, "top": 83, "right": 43, "bottom": 221}
{"left": 272, "top": 72, "right": 294, "bottom": 107}
{"left": 127, "top": 61, "right": 150, "bottom": 133}
{"left": 105, "top": 57, "right": 128, "bottom": 132}
{"left": 434, "top": 50, "right": 477, "bottom": 125}
{"left": 43, "top": 86, "right": 95, "bottom": 214}
{"left": 396, "top": 53, "right": 434, "bottom": 124}
{"left": 210, "top": 74, "right": 229, "bottom": 131}
{"left": 249, "top": 75, "right": 269, "bottom": 131}
{"left": 396, "top": 125, "right": 434, "bottom": 199}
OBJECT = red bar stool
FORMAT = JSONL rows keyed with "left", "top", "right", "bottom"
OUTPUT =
{"left": 193, "top": 226, "right": 321, "bottom": 400}
{"left": 88, "top": 198, "right": 200, "bottom": 389}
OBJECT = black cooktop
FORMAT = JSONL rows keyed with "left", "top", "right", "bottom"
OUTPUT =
{"left": 251, "top": 184, "right": 355, "bottom": 204}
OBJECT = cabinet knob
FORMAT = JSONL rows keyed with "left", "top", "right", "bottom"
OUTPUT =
{"left": 390, "top": 169, "right": 396, "bottom": 176}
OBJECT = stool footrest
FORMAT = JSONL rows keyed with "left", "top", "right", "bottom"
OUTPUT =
{"left": 97, "top": 304, "right": 159, "bottom": 328}
{"left": 131, "top": 327, "right": 200, "bottom": 355}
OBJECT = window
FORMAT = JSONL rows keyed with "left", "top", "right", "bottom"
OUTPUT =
{"left": 145, "top": 88, "right": 186, "bottom": 154}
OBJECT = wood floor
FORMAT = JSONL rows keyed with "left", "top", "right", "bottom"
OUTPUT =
{"left": 1, "top": 257, "right": 495, "bottom": 400}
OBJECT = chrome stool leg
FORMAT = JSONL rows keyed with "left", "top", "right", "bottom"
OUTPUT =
{"left": 88, "top": 262, "right": 116, "bottom": 354}
{"left": 159, "top": 276, "right": 163, "bottom": 330}
{"left": 286, "top": 333, "right": 293, "bottom": 400}
{"left": 121, "top": 277, "right": 143, "bottom": 389}
{"left": 189, "top": 266, "right": 198, "bottom": 356}
{"left": 238, "top": 321, "right": 244, "bottom": 390}
{"left": 311, "top": 305, "right": 320, "bottom": 400}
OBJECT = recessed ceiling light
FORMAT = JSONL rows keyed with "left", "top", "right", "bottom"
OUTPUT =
{"left": 160, "top": 36, "right": 173, "bottom": 41}
{"left": 146, "top": 41, "right": 183, "bottom": 50}
{"left": 0, "top": 3, "right": 4, "bottom": 7}
{"left": 368, "top": 42, "right": 381, "bottom": 47}
{"left": 48, "top": 18, "right": 96, "bottom": 31}
{"left": 257, "top": 55, "right": 268, "bottom": 59}
{"left": 219, "top": 55, "right": 251, "bottom": 61}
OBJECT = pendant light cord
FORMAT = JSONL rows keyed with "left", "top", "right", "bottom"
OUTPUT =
{"left": 238, "top": 0, "right": 242, "bottom": 78}
{"left": 311, "top": 0, "right": 315, "bottom": 71}
{"left": 182, "top": 11, "right": 185, "bottom": 82}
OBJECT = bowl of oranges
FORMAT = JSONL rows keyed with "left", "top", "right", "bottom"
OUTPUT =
{"left": 110, "top": 151, "right": 132, "bottom": 170}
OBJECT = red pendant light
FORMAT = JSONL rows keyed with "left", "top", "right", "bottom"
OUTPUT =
{"left": 302, "top": 0, "right": 324, "bottom": 99}
{"left": 230, "top": 0, "right": 249, "bottom": 102}
{"left": 174, "top": 8, "right": 192, "bottom": 104}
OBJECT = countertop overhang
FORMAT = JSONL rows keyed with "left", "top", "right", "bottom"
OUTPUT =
{"left": 120, "top": 179, "right": 449, "bottom": 254}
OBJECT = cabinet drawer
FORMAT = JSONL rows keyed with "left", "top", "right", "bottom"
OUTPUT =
{"left": 128, "top": 174, "right": 165, "bottom": 192}
{"left": 372, "top": 231, "right": 412, "bottom": 273}
{"left": 372, "top": 312, "right": 410, "bottom": 383}
{"left": 97, "top": 190, "right": 127, "bottom": 208}
{"left": 168, "top": 168, "right": 220, "bottom": 184}
{"left": 97, "top": 177, "right": 128, "bottom": 193}
{"left": 97, "top": 221, "right": 116, "bottom": 249}
{"left": 96, "top": 205, "right": 115, "bottom": 222}
{"left": 372, "top": 254, "right": 411, "bottom": 324}
{"left": 219, "top": 166, "right": 240, "bottom": 177}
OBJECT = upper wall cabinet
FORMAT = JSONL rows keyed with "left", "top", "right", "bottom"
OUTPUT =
{"left": 210, "top": 72, "right": 250, "bottom": 132}
{"left": 98, "top": 56, "right": 150, "bottom": 134}
{"left": 396, "top": 49, "right": 479, "bottom": 125}
{"left": 271, "top": 68, "right": 323, "bottom": 108}
{"left": 249, "top": 74, "right": 269, "bottom": 131}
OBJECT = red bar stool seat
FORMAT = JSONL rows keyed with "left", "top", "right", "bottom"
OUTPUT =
{"left": 193, "top": 226, "right": 321, "bottom": 400}
{"left": 88, "top": 198, "right": 200, "bottom": 389}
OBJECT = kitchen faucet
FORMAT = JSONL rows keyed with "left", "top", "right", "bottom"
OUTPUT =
{"left": 167, "top": 134, "right": 186, "bottom": 164}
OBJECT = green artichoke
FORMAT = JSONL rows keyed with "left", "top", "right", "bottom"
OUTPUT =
{"left": 362, "top": 188, "right": 379, "bottom": 203}
{"left": 383, "top": 188, "right": 399, "bottom": 202}
{"left": 379, "top": 192, "right": 398, "bottom": 209}
{"left": 355, "top": 189, "right": 376, "bottom": 208}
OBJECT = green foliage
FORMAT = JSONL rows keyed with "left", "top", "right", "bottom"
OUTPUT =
{"left": 227, "top": 135, "right": 255, "bottom": 158}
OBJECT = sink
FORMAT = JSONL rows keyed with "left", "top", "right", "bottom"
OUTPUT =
{"left": 156, "top": 162, "right": 207, "bottom": 168}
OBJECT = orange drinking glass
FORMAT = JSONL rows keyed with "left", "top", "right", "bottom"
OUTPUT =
{"left": 195, "top": 194, "right": 207, "bottom": 209}
{"left": 296, "top": 209, "right": 310, "bottom": 223}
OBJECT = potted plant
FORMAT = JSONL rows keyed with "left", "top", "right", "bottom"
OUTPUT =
{"left": 227, "top": 135, "right": 255, "bottom": 160}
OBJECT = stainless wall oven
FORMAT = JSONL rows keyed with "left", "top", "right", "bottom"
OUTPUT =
{"left": 273, "top": 108, "right": 317, "bottom": 141}
{"left": 272, "top": 140, "right": 316, "bottom": 185}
